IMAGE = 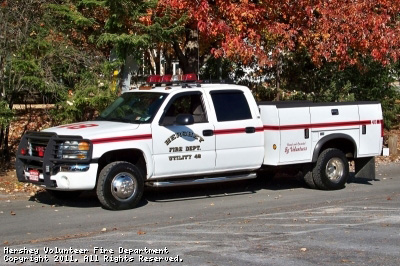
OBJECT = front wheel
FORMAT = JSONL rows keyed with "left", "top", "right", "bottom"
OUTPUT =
{"left": 312, "top": 148, "right": 349, "bottom": 190}
{"left": 96, "top": 161, "right": 144, "bottom": 210}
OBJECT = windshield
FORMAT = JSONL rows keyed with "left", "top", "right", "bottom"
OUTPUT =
{"left": 96, "top": 92, "right": 167, "bottom": 123}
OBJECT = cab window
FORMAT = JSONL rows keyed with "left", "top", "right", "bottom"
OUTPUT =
{"left": 161, "top": 93, "right": 208, "bottom": 125}
{"left": 211, "top": 90, "right": 252, "bottom": 122}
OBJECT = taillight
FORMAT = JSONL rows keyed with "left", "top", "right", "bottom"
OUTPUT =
{"left": 380, "top": 120, "right": 384, "bottom": 137}
{"left": 20, "top": 148, "right": 27, "bottom": 155}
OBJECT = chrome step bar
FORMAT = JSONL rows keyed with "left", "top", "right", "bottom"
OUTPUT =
{"left": 146, "top": 173, "right": 257, "bottom": 188}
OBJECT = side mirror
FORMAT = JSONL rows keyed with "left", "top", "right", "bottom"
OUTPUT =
{"left": 176, "top": 114, "right": 194, "bottom": 125}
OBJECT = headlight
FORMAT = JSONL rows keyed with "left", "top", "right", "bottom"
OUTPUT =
{"left": 58, "top": 140, "right": 91, "bottom": 160}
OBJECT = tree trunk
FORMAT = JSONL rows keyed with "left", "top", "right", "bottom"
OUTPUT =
{"left": 163, "top": 46, "right": 173, "bottom": 75}
{"left": 152, "top": 48, "right": 161, "bottom": 75}
{"left": 275, "top": 64, "right": 281, "bottom": 101}
{"left": 172, "top": 41, "right": 194, "bottom": 74}
{"left": 2, "top": 125, "right": 10, "bottom": 161}
{"left": 121, "top": 55, "right": 139, "bottom": 92}
{"left": 388, "top": 134, "right": 398, "bottom": 155}
{"left": 184, "top": 29, "right": 199, "bottom": 75}
{"left": 0, "top": 126, "right": 4, "bottom": 150}
{"left": 145, "top": 50, "right": 155, "bottom": 75}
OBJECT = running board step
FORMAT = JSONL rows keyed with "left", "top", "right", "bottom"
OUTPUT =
{"left": 146, "top": 173, "right": 257, "bottom": 188}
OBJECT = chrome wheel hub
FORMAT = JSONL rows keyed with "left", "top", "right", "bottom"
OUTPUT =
{"left": 325, "top": 158, "right": 344, "bottom": 183}
{"left": 111, "top": 172, "right": 136, "bottom": 201}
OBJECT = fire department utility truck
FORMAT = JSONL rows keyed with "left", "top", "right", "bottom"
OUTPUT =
{"left": 15, "top": 75, "right": 383, "bottom": 210}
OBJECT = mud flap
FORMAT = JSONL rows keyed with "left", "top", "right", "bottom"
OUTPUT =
{"left": 355, "top": 157, "right": 375, "bottom": 180}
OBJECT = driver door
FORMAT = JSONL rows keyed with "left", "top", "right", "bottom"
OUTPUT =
{"left": 152, "top": 91, "right": 216, "bottom": 178}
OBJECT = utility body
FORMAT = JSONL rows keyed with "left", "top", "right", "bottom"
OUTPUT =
{"left": 15, "top": 83, "right": 383, "bottom": 210}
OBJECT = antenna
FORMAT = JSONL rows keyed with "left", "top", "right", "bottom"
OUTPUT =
{"left": 197, "top": 23, "right": 200, "bottom": 80}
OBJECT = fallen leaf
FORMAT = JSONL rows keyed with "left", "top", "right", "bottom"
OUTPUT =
{"left": 300, "top": 248, "right": 307, "bottom": 252}
{"left": 341, "top": 259, "right": 352, "bottom": 263}
{"left": 137, "top": 230, "right": 146, "bottom": 235}
{"left": 101, "top": 228, "right": 107, "bottom": 232}
{"left": 10, "top": 211, "right": 16, "bottom": 216}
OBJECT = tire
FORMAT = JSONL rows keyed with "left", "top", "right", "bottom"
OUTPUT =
{"left": 96, "top": 161, "right": 144, "bottom": 210}
{"left": 302, "top": 164, "right": 317, "bottom": 189}
{"left": 312, "top": 148, "right": 349, "bottom": 190}
{"left": 47, "top": 190, "right": 81, "bottom": 200}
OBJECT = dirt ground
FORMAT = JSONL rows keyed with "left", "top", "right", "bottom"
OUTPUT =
{"left": 1, "top": 108, "right": 399, "bottom": 199}
{"left": 0, "top": 107, "right": 53, "bottom": 199}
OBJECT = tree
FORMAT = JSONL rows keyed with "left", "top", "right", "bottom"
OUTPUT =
{"left": 0, "top": 0, "right": 117, "bottom": 161}
{"left": 161, "top": 0, "right": 400, "bottom": 68}
{"left": 0, "top": 0, "right": 47, "bottom": 159}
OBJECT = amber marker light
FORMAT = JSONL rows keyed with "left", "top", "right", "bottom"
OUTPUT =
{"left": 78, "top": 141, "right": 90, "bottom": 151}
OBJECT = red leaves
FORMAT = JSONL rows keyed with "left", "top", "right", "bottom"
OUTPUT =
{"left": 159, "top": 0, "right": 400, "bottom": 68}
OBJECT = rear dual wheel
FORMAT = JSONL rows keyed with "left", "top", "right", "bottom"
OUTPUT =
{"left": 303, "top": 148, "right": 349, "bottom": 190}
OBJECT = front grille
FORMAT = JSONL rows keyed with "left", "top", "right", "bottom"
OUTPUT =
{"left": 27, "top": 132, "right": 54, "bottom": 157}
{"left": 15, "top": 131, "right": 92, "bottom": 187}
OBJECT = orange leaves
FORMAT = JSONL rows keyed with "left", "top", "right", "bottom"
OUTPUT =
{"left": 159, "top": 0, "right": 400, "bottom": 67}
{"left": 138, "top": 8, "right": 153, "bottom": 26}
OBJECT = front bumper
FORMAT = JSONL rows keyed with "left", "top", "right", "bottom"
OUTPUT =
{"left": 15, "top": 131, "right": 95, "bottom": 190}
{"left": 20, "top": 163, "right": 99, "bottom": 190}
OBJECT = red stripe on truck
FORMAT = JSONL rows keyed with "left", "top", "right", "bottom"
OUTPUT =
{"left": 92, "top": 134, "right": 152, "bottom": 144}
{"left": 214, "top": 127, "right": 264, "bottom": 135}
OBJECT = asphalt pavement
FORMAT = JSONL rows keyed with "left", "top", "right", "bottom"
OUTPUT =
{"left": 1, "top": 163, "right": 399, "bottom": 265}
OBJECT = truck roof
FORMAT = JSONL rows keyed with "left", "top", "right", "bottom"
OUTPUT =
{"left": 126, "top": 83, "right": 250, "bottom": 94}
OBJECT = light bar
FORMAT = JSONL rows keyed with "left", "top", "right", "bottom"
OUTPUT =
{"left": 146, "top": 74, "right": 199, "bottom": 86}
{"left": 146, "top": 75, "right": 162, "bottom": 84}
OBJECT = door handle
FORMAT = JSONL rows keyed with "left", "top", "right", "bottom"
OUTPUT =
{"left": 362, "top": 125, "right": 366, "bottom": 134}
{"left": 245, "top": 127, "right": 256, "bottom": 133}
{"left": 304, "top": 128, "right": 310, "bottom": 139}
{"left": 203, "top": 130, "right": 214, "bottom": 136}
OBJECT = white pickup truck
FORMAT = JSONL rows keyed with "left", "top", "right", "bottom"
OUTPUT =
{"left": 16, "top": 80, "right": 383, "bottom": 210}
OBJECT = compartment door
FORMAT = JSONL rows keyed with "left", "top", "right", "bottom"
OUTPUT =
{"left": 278, "top": 107, "right": 312, "bottom": 163}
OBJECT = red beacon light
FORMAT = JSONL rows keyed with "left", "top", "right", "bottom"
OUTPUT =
{"left": 183, "top": 73, "right": 197, "bottom": 82}
{"left": 161, "top": 75, "right": 172, "bottom": 83}
{"left": 146, "top": 75, "right": 162, "bottom": 84}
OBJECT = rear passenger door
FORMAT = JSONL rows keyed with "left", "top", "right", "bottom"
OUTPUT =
{"left": 208, "top": 89, "right": 264, "bottom": 171}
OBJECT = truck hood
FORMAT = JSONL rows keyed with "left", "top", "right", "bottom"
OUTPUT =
{"left": 42, "top": 121, "right": 140, "bottom": 139}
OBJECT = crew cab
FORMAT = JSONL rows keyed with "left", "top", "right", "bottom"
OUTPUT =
{"left": 15, "top": 79, "right": 383, "bottom": 210}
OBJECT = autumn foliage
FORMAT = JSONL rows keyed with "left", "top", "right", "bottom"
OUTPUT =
{"left": 159, "top": 0, "right": 400, "bottom": 67}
